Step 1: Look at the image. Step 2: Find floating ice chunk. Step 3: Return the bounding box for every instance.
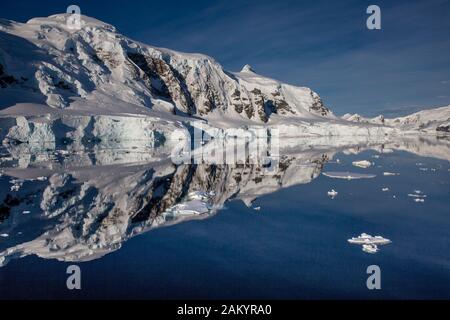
[327,189,338,199]
[408,194,426,198]
[352,160,372,168]
[382,187,389,192]
[362,244,379,254]
[414,198,425,203]
[348,233,391,245]
[383,172,399,176]
[336,158,341,164]
[323,172,376,180]
[348,233,390,254]
[253,206,261,211]
[408,190,427,200]
[36,176,47,181]
[0,233,9,238]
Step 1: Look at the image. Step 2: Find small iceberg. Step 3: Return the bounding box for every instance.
[327,189,338,199]
[348,233,391,254]
[323,171,376,180]
[382,187,389,192]
[362,244,379,254]
[408,190,426,201]
[253,206,261,211]
[383,172,399,176]
[348,233,391,245]
[352,160,372,168]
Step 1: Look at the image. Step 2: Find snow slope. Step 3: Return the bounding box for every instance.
[0,13,448,155]
[0,14,330,123]
[342,105,450,133]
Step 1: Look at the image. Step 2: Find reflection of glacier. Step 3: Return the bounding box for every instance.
[0,134,449,266]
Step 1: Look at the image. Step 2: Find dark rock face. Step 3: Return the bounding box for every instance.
[308,91,329,116]
[231,89,243,114]
[0,64,18,88]
[127,52,195,114]
[0,195,21,223]
[436,125,450,132]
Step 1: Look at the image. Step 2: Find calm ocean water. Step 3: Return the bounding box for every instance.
[0,148,449,299]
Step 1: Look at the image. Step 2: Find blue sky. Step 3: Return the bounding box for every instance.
[2,0,450,116]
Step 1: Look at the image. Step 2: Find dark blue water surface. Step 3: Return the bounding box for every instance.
[0,149,449,299]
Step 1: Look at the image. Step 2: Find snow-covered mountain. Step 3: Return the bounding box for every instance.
[0,14,330,123]
[342,105,450,133]
[1,13,449,150]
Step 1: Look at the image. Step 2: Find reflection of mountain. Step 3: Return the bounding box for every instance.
[1,135,449,266]
[1,13,450,267]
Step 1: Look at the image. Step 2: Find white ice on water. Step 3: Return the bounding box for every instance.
[352,160,372,168]
[362,244,379,254]
[323,171,376,180]
[348,233,391,254]
[327,189,338,199]
[383,172,400,176]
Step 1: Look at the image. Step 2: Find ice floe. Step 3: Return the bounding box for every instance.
[348,233,391,254]
[408,190,427,201]
[323,171,376,180]
[383,172,400,176]
[362,244,379,254]
[327,189,338,199]
[352,160,372,168]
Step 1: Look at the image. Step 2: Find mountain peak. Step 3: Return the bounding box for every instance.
[241,64,255,73]
[26,13,117,32]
